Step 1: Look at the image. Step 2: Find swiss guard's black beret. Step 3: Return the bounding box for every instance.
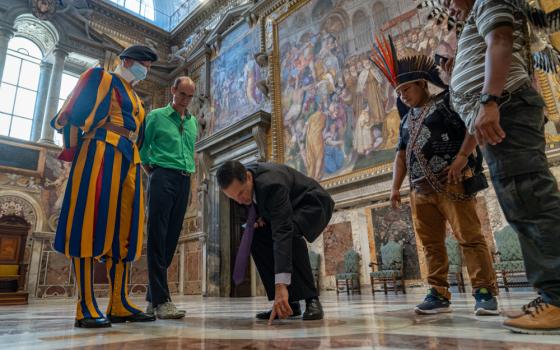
[119,45,158,62]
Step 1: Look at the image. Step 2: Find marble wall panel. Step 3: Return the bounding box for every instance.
[185,240,202,295]
[370,203,421,281]
[322,221,353,275]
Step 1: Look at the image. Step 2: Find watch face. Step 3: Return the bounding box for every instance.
[481,95,489,103]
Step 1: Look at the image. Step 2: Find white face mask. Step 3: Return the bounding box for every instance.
[129,62,148,81]
[114,64,135,83]
[114,62,148,83]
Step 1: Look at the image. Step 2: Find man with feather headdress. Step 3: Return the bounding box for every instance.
[370,36,500,317]
[428,0,560,334]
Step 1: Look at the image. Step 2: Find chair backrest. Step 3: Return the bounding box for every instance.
[494,225,523,261]
[445,236,462,266]
[309,251,320,272]
[380,240,403,270]
[344,249,360,273]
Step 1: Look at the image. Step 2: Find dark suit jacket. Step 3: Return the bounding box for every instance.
[247,162,334,275]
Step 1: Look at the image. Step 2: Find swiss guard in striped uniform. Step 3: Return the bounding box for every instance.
[51,45,158,328]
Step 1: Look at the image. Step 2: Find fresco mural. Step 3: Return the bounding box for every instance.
[274,0,459,181]
[370,203,421,280]
[208,22,265,134]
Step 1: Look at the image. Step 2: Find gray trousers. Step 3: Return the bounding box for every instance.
[482,87,560,307]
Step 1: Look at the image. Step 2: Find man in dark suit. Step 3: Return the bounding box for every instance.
[217,161,334,323]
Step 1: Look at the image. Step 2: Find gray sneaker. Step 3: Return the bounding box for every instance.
[474,288,500,316]
[155,302,186,319]
[146,302,154,315]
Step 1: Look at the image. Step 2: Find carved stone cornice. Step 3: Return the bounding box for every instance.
[170,0,227,40]
[251,0,287,17]
[195,110,271,169]
[205,3,252,47]
[171,0,253,46]
[89,0,168,39]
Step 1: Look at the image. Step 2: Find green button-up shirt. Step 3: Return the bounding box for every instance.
[140,104,198,173]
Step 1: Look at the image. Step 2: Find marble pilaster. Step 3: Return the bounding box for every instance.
[39,48,68,144]
[31,62,52,142]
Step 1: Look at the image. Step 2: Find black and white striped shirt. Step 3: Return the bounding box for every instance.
[450,0,531,133]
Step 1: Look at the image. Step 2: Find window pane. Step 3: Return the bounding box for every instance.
[9,116,32,140]
[144,0,155,20]
[8,37,43,59]
[54,130,63,146]
[13,88,37,119]
[126,0,140,12]
[19,61,40,90]
[0,113,10,136]
[59,73,79,100]
[0,83,16,113]
[2,55,21,85]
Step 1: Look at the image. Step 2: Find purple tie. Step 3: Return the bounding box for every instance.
[233,204,257,286]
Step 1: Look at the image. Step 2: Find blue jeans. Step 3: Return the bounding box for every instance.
[482,87,560,307]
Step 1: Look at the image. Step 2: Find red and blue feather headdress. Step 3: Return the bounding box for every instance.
[369,35,447,90]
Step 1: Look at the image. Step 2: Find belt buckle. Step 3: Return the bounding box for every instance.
[129,131,138,143]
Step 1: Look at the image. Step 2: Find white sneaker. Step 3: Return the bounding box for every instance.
[146,302,154,315]
[155,302,186,319]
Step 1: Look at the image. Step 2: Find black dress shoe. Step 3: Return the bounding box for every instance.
[256,302,302,320]
[303,298,324,320]
[109,312,156,323]
[74,317,112,328]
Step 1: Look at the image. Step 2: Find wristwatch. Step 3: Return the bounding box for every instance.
[480,93,501,105]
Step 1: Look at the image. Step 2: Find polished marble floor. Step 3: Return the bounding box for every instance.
[1,291,560,349]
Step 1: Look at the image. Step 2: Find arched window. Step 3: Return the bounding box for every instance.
[352,10,371,52]
[0,37,43,140]
[53,72,80,146]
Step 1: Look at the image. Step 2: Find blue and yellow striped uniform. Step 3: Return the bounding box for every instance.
[51,67,145,319]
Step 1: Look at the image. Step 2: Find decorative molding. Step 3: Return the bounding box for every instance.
[196,110,271,157]
[0,194,39,231]
[89,0,168,39]
[13,14,57,54]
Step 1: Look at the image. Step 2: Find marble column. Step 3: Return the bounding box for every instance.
[31,62,52,142]
[39,48,68,144]
[0,27,15,85]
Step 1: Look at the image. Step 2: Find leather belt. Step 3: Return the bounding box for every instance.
[103,123,138,143]
[151,166,190,177]
[83,122,138,143]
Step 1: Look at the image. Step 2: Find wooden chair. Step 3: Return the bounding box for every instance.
[335,249,361,295]
[493,225,527,291]
[446,236,466,293]
[369,240,406,295]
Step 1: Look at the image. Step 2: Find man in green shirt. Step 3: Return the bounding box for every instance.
[140,76,200,319]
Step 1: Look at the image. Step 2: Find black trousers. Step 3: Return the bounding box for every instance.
[146,167,191,307]
[250,225,318,302]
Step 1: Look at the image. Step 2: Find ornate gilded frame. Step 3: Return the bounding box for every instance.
[270,0,394,189]
[537,0,560,141]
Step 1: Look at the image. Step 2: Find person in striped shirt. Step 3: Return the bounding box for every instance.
[447,0,560,335]
[51,45,158,328]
